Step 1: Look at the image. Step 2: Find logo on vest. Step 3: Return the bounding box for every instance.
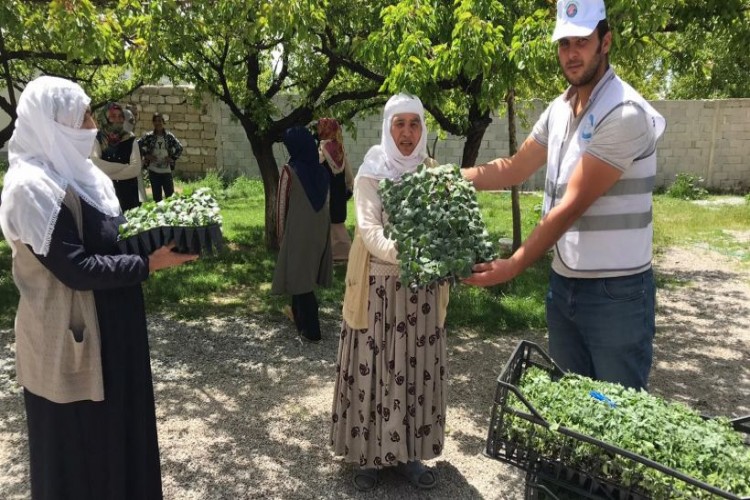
[565,1,579,18]
[581,113,595,141]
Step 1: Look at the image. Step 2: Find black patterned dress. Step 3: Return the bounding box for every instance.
[330,264,448,468]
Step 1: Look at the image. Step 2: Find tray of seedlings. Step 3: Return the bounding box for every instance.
[380,162,497,290]
[117,187,224,256]
[486,340,750,500]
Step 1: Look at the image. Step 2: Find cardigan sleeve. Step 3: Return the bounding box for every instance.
[354,176,398,264]
[32,204,149,291]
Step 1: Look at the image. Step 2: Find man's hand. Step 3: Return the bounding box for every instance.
[462,258,519,287]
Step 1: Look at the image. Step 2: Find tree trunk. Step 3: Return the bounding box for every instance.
[0,28,18,150]
[507,88,522,252]
[0,30,17,111]
[0,125,13,150]
[460,108,492,168]
[247,133,281,250]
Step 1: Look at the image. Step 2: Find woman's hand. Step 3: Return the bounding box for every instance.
[148,243,199,273]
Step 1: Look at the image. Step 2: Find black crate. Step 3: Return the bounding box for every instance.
[116,223,224,257]
[486,340,750,500]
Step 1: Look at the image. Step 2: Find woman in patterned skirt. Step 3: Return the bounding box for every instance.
[330,94,450,492]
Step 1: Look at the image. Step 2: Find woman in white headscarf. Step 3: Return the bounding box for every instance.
[0,76,196,500]
[330,94,449,492]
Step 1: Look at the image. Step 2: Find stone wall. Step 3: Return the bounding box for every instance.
[3,84,749,192]
[121,86,218,177]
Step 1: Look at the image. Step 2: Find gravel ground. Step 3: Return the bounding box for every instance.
[1,245,748,499]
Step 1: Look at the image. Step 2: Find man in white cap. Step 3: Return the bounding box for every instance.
[462,0,666,391]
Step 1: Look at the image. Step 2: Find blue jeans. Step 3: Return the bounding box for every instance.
[545,268,655,390]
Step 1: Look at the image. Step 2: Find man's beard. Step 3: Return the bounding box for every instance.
[561,41,605,87]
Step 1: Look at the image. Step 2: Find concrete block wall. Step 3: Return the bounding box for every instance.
[6,84,745,192]
[652,100,750,192]
[214,95,750,192]
[121,86,218,178]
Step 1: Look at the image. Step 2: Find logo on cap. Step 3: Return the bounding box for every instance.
[565,1,579,18]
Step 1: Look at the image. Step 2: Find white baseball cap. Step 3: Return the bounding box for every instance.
[551,0,607,42]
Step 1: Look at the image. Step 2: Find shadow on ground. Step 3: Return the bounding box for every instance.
[1,247,747,499]
[650,264,750,418]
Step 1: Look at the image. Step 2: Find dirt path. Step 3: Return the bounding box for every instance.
[0,245,748,499]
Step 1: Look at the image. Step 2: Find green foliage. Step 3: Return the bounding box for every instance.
[358,0,555,143]
[661,4,750,99]
[136,0,385,247]
[605,0,750,99]
[225,176,265,200]
[0,0,146,145]
[665,173,709,201]
[380,163,497,288]
[505,367,750,498]
[119,188,222,238]
[178,172,226,197]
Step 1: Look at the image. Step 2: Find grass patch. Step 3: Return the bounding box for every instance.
[0,179,748,334]
[653,195,750,263]
[447,191,549,333]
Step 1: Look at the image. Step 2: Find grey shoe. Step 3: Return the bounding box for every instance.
[396,461,437,490]
[352,467,378,491]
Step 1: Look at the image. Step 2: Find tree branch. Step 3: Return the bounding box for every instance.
[317,33,386,85]
[322,88,381,109]
[1,50,118,66]
[0,30,18,109]
[423,104,464,136]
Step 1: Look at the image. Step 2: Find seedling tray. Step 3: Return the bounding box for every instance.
[486,340,750,500]
[117,223,223,256]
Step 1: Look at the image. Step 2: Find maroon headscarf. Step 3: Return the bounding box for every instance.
[317,118,346,174]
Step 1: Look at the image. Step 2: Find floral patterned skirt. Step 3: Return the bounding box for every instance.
[329,275,448,468]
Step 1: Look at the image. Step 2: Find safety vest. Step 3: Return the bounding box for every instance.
[543,73,666,272]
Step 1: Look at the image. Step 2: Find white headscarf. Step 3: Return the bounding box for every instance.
[0,76,121,256]
[123,108,135,134]
[357,93,428,181]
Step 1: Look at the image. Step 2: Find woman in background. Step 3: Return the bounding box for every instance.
[91,102,146,211]
[272,126,332,343]
[317,118,354,262]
